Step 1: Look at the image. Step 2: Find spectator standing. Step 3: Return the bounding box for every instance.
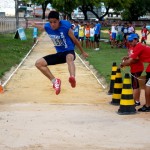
[122,22,128,48]
[128,21,135,35]
[94,19,101,50]
[85,21,90,48]
[78,21,85,47]
[110,21,117,48]
[74,20,79,40]
[108,28,112,45]
[90,23,95,49]
[141,23,150,44]
[115,21,123,48]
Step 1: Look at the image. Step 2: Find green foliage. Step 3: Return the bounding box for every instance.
[121,0,150,20]
[51,0,77,14]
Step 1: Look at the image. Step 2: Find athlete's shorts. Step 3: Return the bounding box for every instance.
[90,36,94,42]
[94,34,100,42]
[141,36,147,41]
[111,32,116,40]
[146,72,150,87]
[116,34,123,41]
[131,72,142,89]
[123,34,128,40]
[75,35,79,39]
[79,37,84,41]
[85,37,90,40]
[43,50,76,65]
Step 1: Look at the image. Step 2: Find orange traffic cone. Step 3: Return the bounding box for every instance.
[0,82,4,93]
[118,73,136,115]
[111,68,123,105]
[107,62,117,95]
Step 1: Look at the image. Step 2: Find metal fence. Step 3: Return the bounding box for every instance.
[0,17,27,33]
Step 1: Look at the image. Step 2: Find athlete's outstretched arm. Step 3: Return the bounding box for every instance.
[31,22,45,32]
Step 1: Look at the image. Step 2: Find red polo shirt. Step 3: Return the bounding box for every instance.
[128,46,144,73]
[130,43,150,63]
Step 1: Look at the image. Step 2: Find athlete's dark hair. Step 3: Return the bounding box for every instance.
[48,11,59,19]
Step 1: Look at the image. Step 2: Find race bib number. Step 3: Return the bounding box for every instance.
[142,32,145,37]
[85,30,90,34]
[50,35,64,46]
[51,38,64,46]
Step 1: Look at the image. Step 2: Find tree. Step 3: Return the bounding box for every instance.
[121,0,150,20]
[72,0,132,20]
[25,0,52,19]
[24,0,150,21]
[51,0,78,19]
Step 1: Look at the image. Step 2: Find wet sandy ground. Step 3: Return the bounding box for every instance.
[0,33,150,150]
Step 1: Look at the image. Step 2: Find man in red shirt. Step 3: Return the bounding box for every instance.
[127,45,144,106]
[120,34,150,112]
[141,23,150,44]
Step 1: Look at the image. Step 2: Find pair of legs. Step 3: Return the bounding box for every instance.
[90,40,95,49]
[35,50,76,94]
[85,38,90,48]
[94,34,100,50]
[79,37,84,47]
[141,39,147,44]
[131,72,142,106]
[138,72,150,111]
[116,34,123,48]
[141,37,147,45]
[110,33,116,48]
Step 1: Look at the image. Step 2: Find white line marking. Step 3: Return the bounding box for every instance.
[76,52,106,89]
[2,41,39,87]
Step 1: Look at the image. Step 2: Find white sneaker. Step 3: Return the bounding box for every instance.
[94,48,100,51]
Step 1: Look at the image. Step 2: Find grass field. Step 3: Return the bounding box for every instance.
[0,29,40,78]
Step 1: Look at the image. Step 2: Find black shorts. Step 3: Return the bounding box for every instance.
[43,50,76,65]
[131,72,142,89]
[94,34,100,42]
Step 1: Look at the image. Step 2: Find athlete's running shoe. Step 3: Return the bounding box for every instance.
[69,76,76,88]
[138,105,150,112]
[53,78,61,95]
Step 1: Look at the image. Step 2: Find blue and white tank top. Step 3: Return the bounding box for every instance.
[44,20,75,53]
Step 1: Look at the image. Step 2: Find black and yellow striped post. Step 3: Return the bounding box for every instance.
[107,62,117,95]
[118,73,136,115]
[111,68,123,105]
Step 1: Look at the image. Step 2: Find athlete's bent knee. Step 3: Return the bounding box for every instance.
[35,58,46,69]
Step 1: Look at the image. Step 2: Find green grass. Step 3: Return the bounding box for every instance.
[77,42,129,83]
[0,28,41,78]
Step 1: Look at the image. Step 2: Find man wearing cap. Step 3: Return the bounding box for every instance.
[120,33,150,112]
[126,34,144,106]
